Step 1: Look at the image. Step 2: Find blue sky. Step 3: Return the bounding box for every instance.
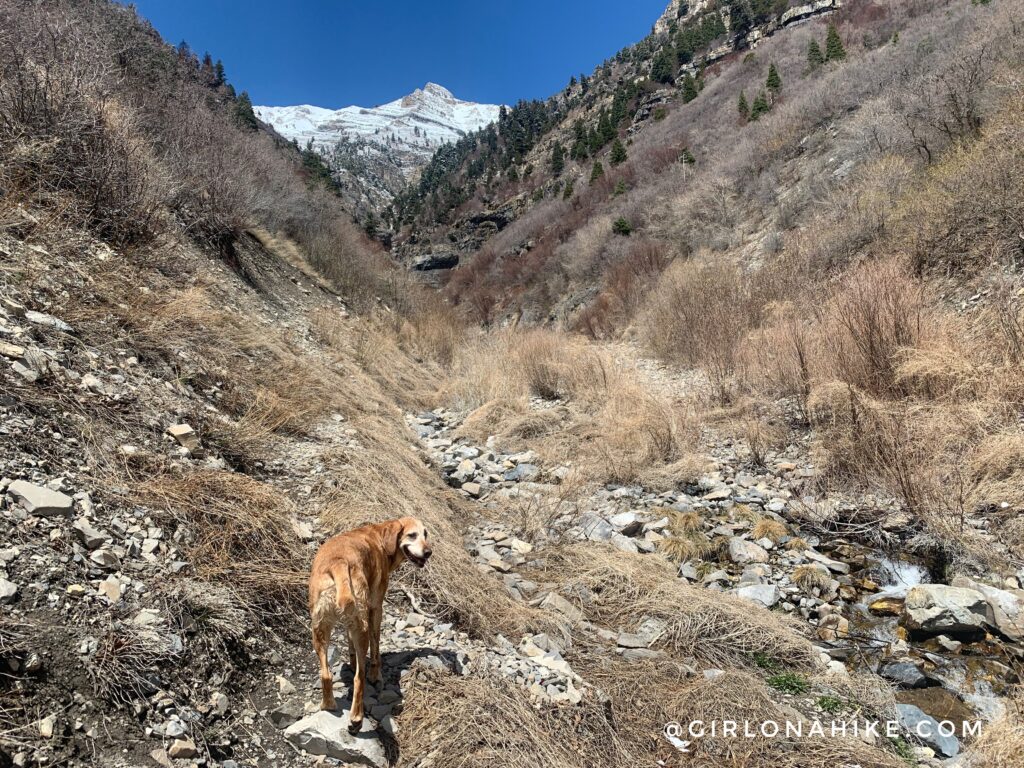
[126,0,668,108]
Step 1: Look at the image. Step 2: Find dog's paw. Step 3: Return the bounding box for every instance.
[347,717,363,735]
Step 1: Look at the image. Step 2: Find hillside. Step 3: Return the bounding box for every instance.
[256,85,501,230]
[2,1,1024,768]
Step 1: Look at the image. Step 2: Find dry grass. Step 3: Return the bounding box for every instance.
[792,564,833,594]
[87,626,180,707]
[536,545,818,670]
[400,671,634,768]
[786,537,809,551]
[139,469,307,612]
[966,690,1024,768]
[753,518,788,544]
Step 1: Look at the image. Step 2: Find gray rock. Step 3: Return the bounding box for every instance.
[284,711,387,767]
[539,592,582,622]
[72,518,108,550]
[610,533,639,553]
[608,511,642,536]
[504,463,539,482]
[730,584,780,608]
[7,481,73,516]
[804,549,851,575]
[728,538,769,565]
[880,661,929,689]
[270,703,302,729]
[901,585,992,637]
[578,513,614,542]
[0,578,18,604]
[896,704,959,758]
[167,738,199,760]
[951,576,1024,641]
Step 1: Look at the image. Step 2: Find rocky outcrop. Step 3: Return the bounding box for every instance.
[284,711,387,767]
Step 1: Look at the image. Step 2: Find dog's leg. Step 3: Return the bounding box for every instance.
[312,621,336,711]
[368,605,383,685]
[347,625,369,734]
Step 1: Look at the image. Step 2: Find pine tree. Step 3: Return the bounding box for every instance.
[728,1,753,39]
[563,179,575,200]
[609,138,627,166]
[807,39,824,69]
[681,72,699,103]
[598,109,616,145]
[234,91,259,131]
[550,141,565,177]
[825,23,846,62]
[766,63,782,94]
[651,46,676,84]
[214,60,226,86]
[749,90,770,121]
[737,91,750,122]
[590,161,605,184]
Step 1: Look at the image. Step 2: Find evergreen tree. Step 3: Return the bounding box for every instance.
[590,161,605,184]
[609,138,627,166]
[651,46,676,84]
[234,91,259,131]
[598,109,616,144]
[749,90,770,120]
[737,91,750,122]
[766,63,782,94]
[825,23,846,61]
[681,72,699,103]
[201,52,214,75]
[508,165,519,182]
[807,39,824,69]
[550,141,565,177]
[728,1,753,39]
[569,75,577,88]
[563,179,575,200]
[214,60,226,86]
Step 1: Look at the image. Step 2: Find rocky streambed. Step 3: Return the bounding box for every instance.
[408,405,1024,763]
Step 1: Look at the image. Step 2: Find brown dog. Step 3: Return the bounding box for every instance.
[308,517,432,733]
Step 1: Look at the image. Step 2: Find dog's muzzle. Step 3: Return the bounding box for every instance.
[402,545,431,568]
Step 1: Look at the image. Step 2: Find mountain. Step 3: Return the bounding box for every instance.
[256,84,501,224]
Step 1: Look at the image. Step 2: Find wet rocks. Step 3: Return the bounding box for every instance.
[895,703,960,758]
[880,661,930,689]
[901,585,992,637]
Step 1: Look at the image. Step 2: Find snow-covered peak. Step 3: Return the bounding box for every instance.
[255,83,502,180]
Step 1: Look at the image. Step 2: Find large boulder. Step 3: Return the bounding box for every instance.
[896,703,960,758]
[951,576,1024,642]
[7,481,73,517]
[283,711,386,767]
[900,585,992,637]
[730,584,781,608]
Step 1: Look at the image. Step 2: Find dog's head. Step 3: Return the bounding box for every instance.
[396,517,432,569]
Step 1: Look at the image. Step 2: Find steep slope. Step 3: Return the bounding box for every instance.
[391,0,842,273]
[256,84,501,224]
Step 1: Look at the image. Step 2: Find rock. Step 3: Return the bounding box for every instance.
[149,749,173,768]
[816,614,850,641]
[0,578,18,604]
[12,361,38,383]
[210,692,229,716]
[37,715,57,738]
[610,533,639,553]
[702,487,732,501]
[868,595,904,616]
[270,702,302,729]
[608,511,642,536]
[167,738,198,759]
[730,584,780,608]
[539,592,582,622]
[284,711,387,767]
[0,341,25,359]
[166,424,203,457]
[804,549,851,575]
[901,585,992,637]
[951,576,1024,641]
[24,310,73,333]
[72,518,108,550]
[896,704,959,758]
[728,538,769,565]
[462,481,482,498]
[7,481,73,516]
[98,581,123,606]
[936,635,962,653]
[504,463,539,482]
[880,661,929,689]
[132,609,161,627]
[276,675,296,695]
[578,513,614,542]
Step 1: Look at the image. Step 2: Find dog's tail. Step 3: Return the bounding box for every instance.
[324,561,355,609]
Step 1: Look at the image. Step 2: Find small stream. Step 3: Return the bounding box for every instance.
[843,551,1014,731]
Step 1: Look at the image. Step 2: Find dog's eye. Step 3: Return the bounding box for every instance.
[407,532,418,540]
[423,528,428,538]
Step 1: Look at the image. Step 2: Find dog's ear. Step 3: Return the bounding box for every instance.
[393,518,405,555]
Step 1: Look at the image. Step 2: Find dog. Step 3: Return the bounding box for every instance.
[308,516,432,733]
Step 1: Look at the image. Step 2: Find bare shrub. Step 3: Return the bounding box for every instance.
[87,626,180,707]
[639,257,761,402]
